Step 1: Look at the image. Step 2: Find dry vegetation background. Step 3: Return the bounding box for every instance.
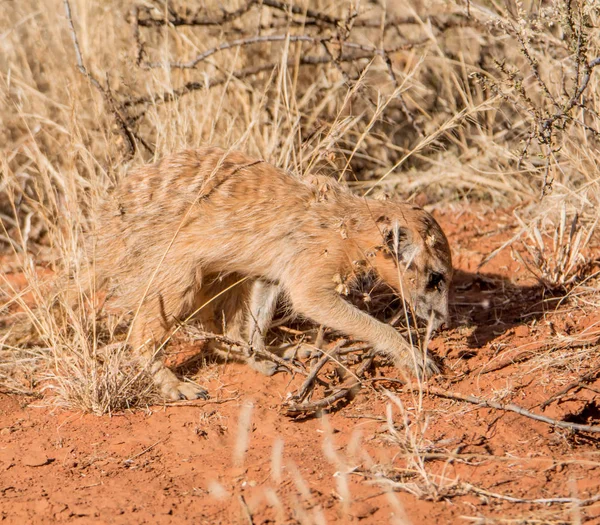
[1,0,600,523]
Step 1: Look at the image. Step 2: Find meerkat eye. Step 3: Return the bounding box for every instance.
[427,272,444,291]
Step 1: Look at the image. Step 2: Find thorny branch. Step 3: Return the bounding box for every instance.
[490,8,600,152]
[141,35,428,70]
[536,56,600,145]
[126,1,477,127]
[137,0,342,28]
[63,0,151,156]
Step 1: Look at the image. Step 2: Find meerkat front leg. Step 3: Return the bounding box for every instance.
[288,286,439,378]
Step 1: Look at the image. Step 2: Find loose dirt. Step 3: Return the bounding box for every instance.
[2,208,599,524]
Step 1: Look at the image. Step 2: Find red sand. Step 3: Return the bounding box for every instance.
[2,207,599,524]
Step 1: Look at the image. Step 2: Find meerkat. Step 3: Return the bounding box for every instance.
[90,147,453,401]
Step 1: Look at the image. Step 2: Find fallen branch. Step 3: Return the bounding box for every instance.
[283,353,375,417]
[123,438,167,464]
[283,381,360,417]
[463,482,600,506]
[164,395,240,407]
[479,349,536,374]
[408,386,600,434]
[294,339,346,402]
[184,327,307,377]
[370,472,600,506]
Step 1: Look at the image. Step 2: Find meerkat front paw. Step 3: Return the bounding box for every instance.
[392,350,441,380]
[418,354,441,378]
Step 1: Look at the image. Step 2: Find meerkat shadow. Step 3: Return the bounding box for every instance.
[450,269,562,350]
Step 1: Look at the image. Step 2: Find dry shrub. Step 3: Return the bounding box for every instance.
[513,204,598,292]
[0,0,599,411]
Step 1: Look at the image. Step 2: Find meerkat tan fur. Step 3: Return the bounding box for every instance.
[90,147,453,401]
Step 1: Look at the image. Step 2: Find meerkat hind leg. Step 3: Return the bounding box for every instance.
[130,315,209,401]
[129,265,211,402]
[245,280,298,376]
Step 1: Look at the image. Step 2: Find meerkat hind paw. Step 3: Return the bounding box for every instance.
[395,353,441,380]
[161,381,209,401]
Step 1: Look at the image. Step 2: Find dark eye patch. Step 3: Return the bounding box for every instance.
[427,271,445,291]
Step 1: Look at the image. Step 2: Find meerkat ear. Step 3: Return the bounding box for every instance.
[380,221,420,265]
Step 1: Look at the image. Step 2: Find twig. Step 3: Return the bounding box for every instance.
[63,0,141,157]
[479,349,536,374]
[141,35,426,70]
[540,365,600,409]
[366,376,405,386]
[123,438,167,464]
[295,339,346,402]
[164,395,240,407]
[184,327,307,377]
[462,482,600,506]
[338,343,371,355]
[356,354,375,377]
[283,382,360,417]
[136,0,341,28]
[540,56,600,141]
[371,474,600,506]
[283,352,374,417]
[406,386,600,434]
[239,494,255,525]
[382,52,423,136]
[63,0,102,91]
[144,34,325,69]
[125,56,333,108]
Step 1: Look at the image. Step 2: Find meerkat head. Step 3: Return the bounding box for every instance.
[366,205,453,331]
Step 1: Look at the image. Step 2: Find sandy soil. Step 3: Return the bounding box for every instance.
[1,207,600,524]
